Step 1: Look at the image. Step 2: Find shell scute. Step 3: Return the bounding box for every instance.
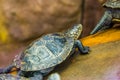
[37,46,51,59]
[46,42,62,55]
[54,37,66,47]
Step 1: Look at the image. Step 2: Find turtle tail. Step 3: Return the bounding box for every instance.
[90,11,112,34]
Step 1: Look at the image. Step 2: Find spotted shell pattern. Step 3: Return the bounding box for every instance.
[103,0,120,8]
[21,33,74,71]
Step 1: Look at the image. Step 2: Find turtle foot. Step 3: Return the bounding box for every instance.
[81,46,90,54]
[47,73,61,80]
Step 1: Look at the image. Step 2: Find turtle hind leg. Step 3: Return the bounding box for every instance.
[0,64,15,74]
[47,73,61,80]
[75,40,89,54]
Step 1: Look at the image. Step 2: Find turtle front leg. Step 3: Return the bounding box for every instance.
[90,10,113,34]
[75,40,89,54]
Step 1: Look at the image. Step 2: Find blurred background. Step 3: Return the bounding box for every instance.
[0,0,106,67]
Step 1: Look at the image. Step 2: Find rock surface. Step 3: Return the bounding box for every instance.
[0,0,82,41]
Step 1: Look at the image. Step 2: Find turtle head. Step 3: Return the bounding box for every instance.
[65,24,83,40]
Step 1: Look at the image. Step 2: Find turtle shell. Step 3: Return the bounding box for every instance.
[103,0,120,8]
[21,33,74,71]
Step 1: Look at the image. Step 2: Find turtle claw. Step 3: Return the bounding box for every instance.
[90,25,104,35]
[82,46,90,54]
[90,25,112,35]
[90,28,99,35]
[90,30,98,35]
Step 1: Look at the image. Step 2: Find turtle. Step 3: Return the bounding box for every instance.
[90,0,120,34]
[0,24,89,80]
